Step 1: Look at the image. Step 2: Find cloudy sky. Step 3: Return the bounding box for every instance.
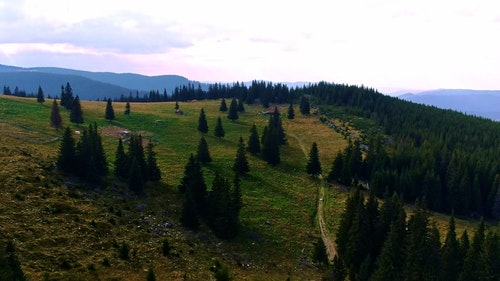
[1,0,500,92]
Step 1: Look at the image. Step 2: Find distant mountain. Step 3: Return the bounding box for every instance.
[0,64,205,100]
[399,89,500,121]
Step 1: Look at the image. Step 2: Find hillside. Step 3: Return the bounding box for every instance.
[0,95,346,280]
[1,82,498,280]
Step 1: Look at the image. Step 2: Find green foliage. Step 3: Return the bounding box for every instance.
[145,140,161,181]
[114,138,128,178]
[57,127,77,174]
[69,95,84,124]
[261,107,285,165]
[196,136,212,164]
[124,101,131,115]
[50,98,63,129]
[197,108,209,133]
[306,142,322,176]
[36,85,45,103]
[227,98,239,121]
[214,116,225,138]
[237,98,245,112]
[219,98,227,112]
[60,82,74,110]
[287,103,294,119]
[247,124,261,154]
[75,123,108,182]
[299,95,310,115]
[105,98,115,121]
[233,137,249,174]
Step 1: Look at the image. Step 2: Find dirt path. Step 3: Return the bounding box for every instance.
[288,133,337,262]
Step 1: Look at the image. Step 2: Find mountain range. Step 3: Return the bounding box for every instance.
[398,89,500,121]
[0,64,203,100]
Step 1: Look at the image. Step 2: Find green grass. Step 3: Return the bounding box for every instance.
[0,96,348,280]
[0,95,494,280]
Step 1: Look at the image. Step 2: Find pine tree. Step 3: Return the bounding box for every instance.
[233,136,249,174]
[179,154,197,193]
[247,124,261,154]
[36,85,45,103]
[145,140,161,181]
[441,214,461,281]
[261,124,280,165]
[105,98,115,121]
[128,156,145,194]
[459,219,486,281]
[197,108,209,133]
[237,98,245,112]
[214,116,225,138]
[299,95,310,115]
[124,101,130,116]
[179,154,208,215]
[287,103,295,119]
[57,127,77,174]
[114,138,128,178]
[69,95,84,124]
[60,82,74,110]
[50,98,63,130]
[306,142,322,176]
[219,98,228,112]
[75,123,108,182]
[227,98,239,121]
[327,151,344,183]
[196,136,212,164]
[174,100,179,110]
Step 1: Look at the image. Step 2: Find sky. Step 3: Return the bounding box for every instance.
[1,0,500,93]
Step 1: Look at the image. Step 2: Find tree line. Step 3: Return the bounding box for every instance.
[326,189,499,281]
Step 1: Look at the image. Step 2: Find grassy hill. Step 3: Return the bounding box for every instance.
[0,95,488,280]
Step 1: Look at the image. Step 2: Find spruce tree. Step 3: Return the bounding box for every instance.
[57,127,77,174]
[145,140,161,181]
[214,116,225,138]
[237,98,245,112]
[197,108,209,133]
[179,154,197,193]
[227,98,239,121]
[306,142,322,176]
[75,123,108,182]
[219,98,228,112]
[37,85,45,103]
[247,124,261,154]
[174,100,179,110]
[128,156,145,194]
[50,98,63,130]
[287,102,295,119]
[233,136,249,174]
[441,214,461,281]
[61,82,74,110]
[105,98,115,121]
[69,95,84,124]
[196,136,212,164]
[179,154,207,215]
[124,101,130,116]
[261,125,280,165]
[327,151,344,183]
[114,138,128,178]
[299,95,310,115]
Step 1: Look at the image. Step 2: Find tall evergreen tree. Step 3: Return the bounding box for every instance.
[459,219,486,281]
[441,214,461,281]
[261,124,280,165]
[124,101,131,116]
[179,154,208,215]
[36,85,45,103]
[196,136,212,164]
[60,82,74,110]
[57,127,77,174]
[237,98,245,112]
[180,187,200,229]
[105,98,115,121]
[327,151,344,183]
[50,98,63,130]
[69,95,84,124]
[287,103,295,119]
[227,98,239,121]
[219,98,228,112]
[197,108,209,133]
[306,142,322,176]
[207,172,241,239]
[114,138,128,178]
[75,123,108,182]
[214,116,225,138]
[233,136,250,174]
[145,140,161,181]
[128,156,145,194]
[247,124,261,154]
[299,95,310,115]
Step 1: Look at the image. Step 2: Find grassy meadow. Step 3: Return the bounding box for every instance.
[0,95,491,280]
[0,95,347,280]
